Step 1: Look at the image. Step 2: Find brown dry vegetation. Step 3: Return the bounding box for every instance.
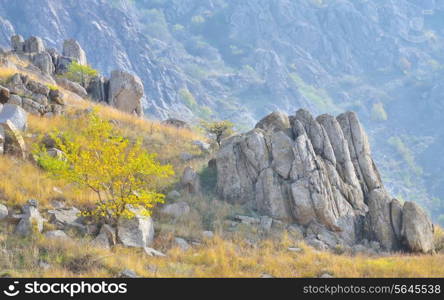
[0,226,443,278]
[0,59,443,278]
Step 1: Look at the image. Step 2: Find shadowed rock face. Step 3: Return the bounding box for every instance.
[216,109,435,253]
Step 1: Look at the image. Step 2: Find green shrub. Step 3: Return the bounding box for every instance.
[63,61,98,86]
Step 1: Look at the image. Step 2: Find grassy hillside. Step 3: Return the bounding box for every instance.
[0,60,443,278]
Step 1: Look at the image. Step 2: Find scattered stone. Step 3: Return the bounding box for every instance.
[28,199,39,207]
[52,187,63,195]
[259,216,273,231]
[0,104,27,131]
[193,140,211,152]
[47,207,83,230]
[235,215,260,225]
[15,200,44,236]
[174,237,190,251]
[38,260,51,270]
[44,230,69,240]
[47,148,65,159]
[0,204,8,220]
[117,206,154,248]
[144,247,166,257]
[288,247,303,253]
[306,238,329,251]
[202,231,214,239]
[181,166,200,194]
[319,273,334,278]
[261,273,274,278]
[160,201,190,218]
[119,269,139,278]
[180,152,194,161]
[162,118,190,129]
[92,224,116,249]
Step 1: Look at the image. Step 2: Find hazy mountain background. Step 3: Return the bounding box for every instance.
[0,0,443,225]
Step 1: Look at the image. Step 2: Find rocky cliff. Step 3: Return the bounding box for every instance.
[215,109,435,253]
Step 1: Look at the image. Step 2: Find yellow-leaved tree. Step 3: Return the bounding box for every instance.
[34,111,174,224]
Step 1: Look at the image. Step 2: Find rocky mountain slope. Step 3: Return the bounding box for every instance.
[2,31,434,255]
[0,0,442,226]
[0,35,443,278]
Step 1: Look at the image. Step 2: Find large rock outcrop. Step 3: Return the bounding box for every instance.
[0,73,64,117]
[108,70,144,117]
[215,109,435,253]
[63,39,87,66]
[6,35,145,117]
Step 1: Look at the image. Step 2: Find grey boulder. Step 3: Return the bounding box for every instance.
[108,70,144,116]
[15,201,44,236]
[161,201,190,218]
[401,202,435,253]
[0,104,27,131]
[117,206,154,248]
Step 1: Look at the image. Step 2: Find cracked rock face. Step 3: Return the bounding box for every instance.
[216,109,435,253]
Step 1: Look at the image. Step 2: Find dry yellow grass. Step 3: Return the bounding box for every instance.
[28,99,207,181]
[0,156,98,208]
[0,66,17,82]
[0,230,443,278]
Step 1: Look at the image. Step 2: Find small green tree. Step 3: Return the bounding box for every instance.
[64,61,98,87]
[34,111,174,224]
[201,120,234,147]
